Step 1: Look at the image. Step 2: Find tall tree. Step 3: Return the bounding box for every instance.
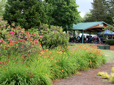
[82,12,92,22]
[3,0,47,29]
[103,0,114,25]
[84,0,114,25]
[45,0,80,32]
[90,0,107,21]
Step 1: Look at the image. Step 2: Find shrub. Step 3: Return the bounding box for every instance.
[97,72,109,79]
[110,73,114,83]
[0,24,42,59]
[106,39,114,45]
[28,24,69,50]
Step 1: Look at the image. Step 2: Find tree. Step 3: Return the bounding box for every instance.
[45,0,80,32]
[103,0,114,25]
[83,0,108,22]
[3,0,47,29]
[84,0,114,25]
[82,12,92,22]
[104,17,114,31]
[90,0,107,21]
[0,0,7,16]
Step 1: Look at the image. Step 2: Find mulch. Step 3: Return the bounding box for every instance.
[53,62,114,85]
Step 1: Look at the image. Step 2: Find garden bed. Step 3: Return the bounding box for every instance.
[89,44,114,50]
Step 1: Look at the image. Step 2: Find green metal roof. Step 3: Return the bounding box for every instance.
[73,21,109,30]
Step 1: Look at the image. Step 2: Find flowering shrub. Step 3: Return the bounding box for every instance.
[0,24,42,58]
[28,24,69,50]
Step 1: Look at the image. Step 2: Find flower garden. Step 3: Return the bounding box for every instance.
[0,20,107,85]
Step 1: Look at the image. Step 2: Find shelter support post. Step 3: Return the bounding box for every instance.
[82,30,84,43]
[73,30,75,42]
[89,32,91,36]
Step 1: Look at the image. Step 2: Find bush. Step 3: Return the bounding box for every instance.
[106,39,114,45]
[0,23,42,59]
[28,24,69,50]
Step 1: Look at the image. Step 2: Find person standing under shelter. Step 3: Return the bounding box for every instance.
[98,37,101,44]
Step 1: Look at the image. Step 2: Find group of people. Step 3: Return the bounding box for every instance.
[76,36,104,44]
[69,35,114,44]
[69,36,105,44]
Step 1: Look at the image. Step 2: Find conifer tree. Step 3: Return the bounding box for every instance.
[90,0,107,21]
[3,0,47,29]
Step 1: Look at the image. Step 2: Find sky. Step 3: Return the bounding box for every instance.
[76,0,93,18]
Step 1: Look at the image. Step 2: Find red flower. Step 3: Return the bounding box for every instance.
[39,36,43,39]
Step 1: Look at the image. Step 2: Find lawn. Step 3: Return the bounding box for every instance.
[102,50,114,61]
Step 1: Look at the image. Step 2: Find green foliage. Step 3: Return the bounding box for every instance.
[0,57,52,85]
[86,0,107,22]
[84,0,114,25]
[3,0,47,29]
[0,23,42,58]
[28,24,69,50]
[106,39,114,45]
[44,0,80,32]
[0,43,107,85]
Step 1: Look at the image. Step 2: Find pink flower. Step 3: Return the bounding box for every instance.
[22,45,24,48]
[12,41,14,43]
[0,44,2,47]
[20,39,23,42]
[39,36,43,39]
[9,31,14,34]
[18,36,21,38]
[29,34,31,37]
[25,36,28,39]
[0,40,1,43]
[11,34,14,37]
[3,41,6,44]
[33,34,36,36]
[4,24,6,27]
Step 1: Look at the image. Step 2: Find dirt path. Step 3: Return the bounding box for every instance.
[53,62,114,85]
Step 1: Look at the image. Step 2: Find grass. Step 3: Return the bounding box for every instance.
[101,50,114,61]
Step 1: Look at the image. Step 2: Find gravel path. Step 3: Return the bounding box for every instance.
[53,62,114,85]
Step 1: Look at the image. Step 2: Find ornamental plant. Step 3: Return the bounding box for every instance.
[0,43,106,85]
[0,23,42,58]
[31,24,69,50]
[97,72,109,79]
[101,72,110,79]
[110,73,114,83]
[97,72,105,76]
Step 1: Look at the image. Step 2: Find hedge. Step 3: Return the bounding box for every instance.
[106,39,114,45]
